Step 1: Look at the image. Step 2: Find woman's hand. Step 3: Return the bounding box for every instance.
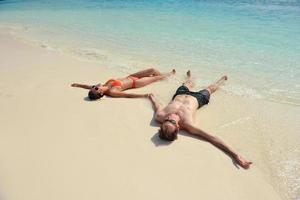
[71,83,79,87]
[70,83,92,89]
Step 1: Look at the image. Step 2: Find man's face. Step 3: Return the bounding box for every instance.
[160,118,179,141]
[162,122,177,134]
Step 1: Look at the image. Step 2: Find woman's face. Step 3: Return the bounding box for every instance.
[91,84,104,96]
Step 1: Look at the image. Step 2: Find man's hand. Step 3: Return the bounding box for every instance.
[143,93,151,98]
[71,83,78,87]
[148,93,154,99]
[185,124,253,169]
[235,154,253,169]
[147,93,163,112]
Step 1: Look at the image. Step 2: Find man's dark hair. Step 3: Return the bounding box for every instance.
[88,91,104,100]
[158,126,178,141]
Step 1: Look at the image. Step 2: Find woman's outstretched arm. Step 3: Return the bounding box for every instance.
[109,91,149,98]
[71,83,92,90]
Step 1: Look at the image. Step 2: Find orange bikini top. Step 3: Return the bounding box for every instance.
[105,79,122,87]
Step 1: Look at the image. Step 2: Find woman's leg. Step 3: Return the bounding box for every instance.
[134,76,164,88]
[129,68,176,78]
[131,69,175,88]
[129,68,162,78]
[206,75,228,94]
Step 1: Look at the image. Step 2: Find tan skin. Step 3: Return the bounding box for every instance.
[149,71,253,169]
[71,68,176,98]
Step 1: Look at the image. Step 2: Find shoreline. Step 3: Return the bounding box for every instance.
[1,23,299,107]
[0,30,299,200]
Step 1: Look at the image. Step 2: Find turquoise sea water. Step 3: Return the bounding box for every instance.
[1,0,300,105]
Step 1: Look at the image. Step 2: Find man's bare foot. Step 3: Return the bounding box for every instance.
[163,69,176,78]
[235,154,253,169]
[187,70,191,78]
[183,70,194,88]
[215,75,228,86]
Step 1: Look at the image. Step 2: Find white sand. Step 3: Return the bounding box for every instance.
[0,32,286,200]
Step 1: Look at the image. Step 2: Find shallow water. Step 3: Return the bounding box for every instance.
[0,1,300,199]
[1,0,300,105]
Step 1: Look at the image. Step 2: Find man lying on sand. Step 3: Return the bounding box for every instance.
[148,71,252,169]
[71,68,175,100]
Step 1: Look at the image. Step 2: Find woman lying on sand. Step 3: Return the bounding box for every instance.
[71,68,175,100]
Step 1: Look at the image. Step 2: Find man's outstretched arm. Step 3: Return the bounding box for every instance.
[148,94,163,112]
[184,123,252,169]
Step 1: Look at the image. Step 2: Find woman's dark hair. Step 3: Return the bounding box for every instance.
[88,91,104,100]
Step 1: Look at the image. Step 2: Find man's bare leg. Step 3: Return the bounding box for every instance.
[206,75,228,94]
[182,70,194,89]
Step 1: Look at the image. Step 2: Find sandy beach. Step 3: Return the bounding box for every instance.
[1,28,296,200]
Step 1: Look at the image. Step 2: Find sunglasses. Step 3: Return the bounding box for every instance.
[92,85,99,90]
[164,119,177,125]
